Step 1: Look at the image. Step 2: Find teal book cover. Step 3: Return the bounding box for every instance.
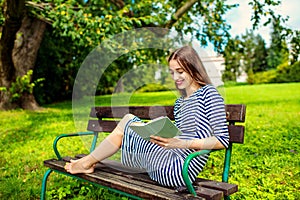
[129,117,182,141]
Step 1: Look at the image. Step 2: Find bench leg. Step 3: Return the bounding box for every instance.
[41,169,53,200]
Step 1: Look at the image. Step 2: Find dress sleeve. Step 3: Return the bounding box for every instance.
[203,86,229,148]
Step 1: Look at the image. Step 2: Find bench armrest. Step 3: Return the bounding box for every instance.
[53,131,98,160]
[182,149,211,196]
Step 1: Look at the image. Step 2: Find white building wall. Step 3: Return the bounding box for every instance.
[201,55,225,87]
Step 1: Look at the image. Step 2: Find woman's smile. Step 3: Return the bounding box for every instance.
[176,79,184,86]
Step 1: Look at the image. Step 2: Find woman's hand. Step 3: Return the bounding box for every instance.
[150,136,193,149]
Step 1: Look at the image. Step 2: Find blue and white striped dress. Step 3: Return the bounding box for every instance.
[121,85,229,187]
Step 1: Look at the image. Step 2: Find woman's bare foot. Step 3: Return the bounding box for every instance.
[64,156,96,174]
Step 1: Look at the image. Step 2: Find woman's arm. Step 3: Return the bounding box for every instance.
[203,86,229,148]
[150,135,226,150]
[188,136,226,149]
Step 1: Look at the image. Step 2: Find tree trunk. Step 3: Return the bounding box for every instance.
[12,15,46,110]
[0,0,25,110]
[0,0,46,110]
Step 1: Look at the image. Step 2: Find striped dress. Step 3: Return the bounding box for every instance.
[121,84,229,187]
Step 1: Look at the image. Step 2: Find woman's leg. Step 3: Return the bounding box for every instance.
[65,114,137,174]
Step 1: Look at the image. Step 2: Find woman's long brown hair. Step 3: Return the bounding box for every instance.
[168,46,212,97]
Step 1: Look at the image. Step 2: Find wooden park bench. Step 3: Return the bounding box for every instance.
[41,104,246,200]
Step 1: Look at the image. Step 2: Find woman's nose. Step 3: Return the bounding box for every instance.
[173,72,179,80]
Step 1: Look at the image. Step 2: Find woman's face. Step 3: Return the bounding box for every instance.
[169,59,199,92]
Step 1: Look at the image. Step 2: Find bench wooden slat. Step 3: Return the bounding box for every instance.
[91,161,225,200]
[87,120,118,132]
[44,158,207,200]
[87,120,244,144]
[225,104,246,123]
[194,187,223,200]
[73,155,235,199]
[74,154,237,197]
[195,178,238,196]
[91,106,174,119]
[89,104,245,142]
[91,104,246,123]
[228,125,244,144]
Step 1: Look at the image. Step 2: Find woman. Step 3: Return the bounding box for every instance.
[65,46,229,187]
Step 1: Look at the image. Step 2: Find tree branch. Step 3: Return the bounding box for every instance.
[109,0,134,17]
[25,1,53,24]
[109,0,125,9]
[165,0,198,29]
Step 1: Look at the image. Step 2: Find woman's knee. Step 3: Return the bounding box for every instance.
[117,114,135,130]
[123,113,135,121]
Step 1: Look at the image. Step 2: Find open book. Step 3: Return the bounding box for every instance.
[129,116,182,141]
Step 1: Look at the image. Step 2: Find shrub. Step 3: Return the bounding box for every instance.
[273,61,300,83]
[250,70,277,84]
[1,70,44,103]
[136,83,171,93]
[246,61,300,84]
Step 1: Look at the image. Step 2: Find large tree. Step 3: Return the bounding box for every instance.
[222,31,269,82]
[290,30,300,64]
[0,0,293,110]
[222,36,243,82]
[241,30,269,73]
[252,34,268,72]
[267,20,290,69]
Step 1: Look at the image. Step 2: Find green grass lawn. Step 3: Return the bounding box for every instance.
[0,83,299,199]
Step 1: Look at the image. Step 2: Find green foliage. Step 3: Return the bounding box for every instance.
[10,70,33,100]
[251,34,269,72]
[2,70,44,102]
[0,0,4,25]
[273,61,300,83]
[246,61,300,84]
[135,83,170,93]
[30,0,242,103]
[290,30,300,64]
[96,49,171,95]
[241,30,269,73]
[249,0,293,39]
[30,0,162,103]
[246,68,254,84]
[0,86,6,91]
[222,37,243,82]
[1,83,300,199]
[2,0,297,106]
[34,29,82,103]
[222,31,270,82]
[247,69,277,84]
[267,21,290,69]
[222,9,298,82]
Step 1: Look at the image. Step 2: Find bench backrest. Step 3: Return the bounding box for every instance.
[88,104,246,144]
